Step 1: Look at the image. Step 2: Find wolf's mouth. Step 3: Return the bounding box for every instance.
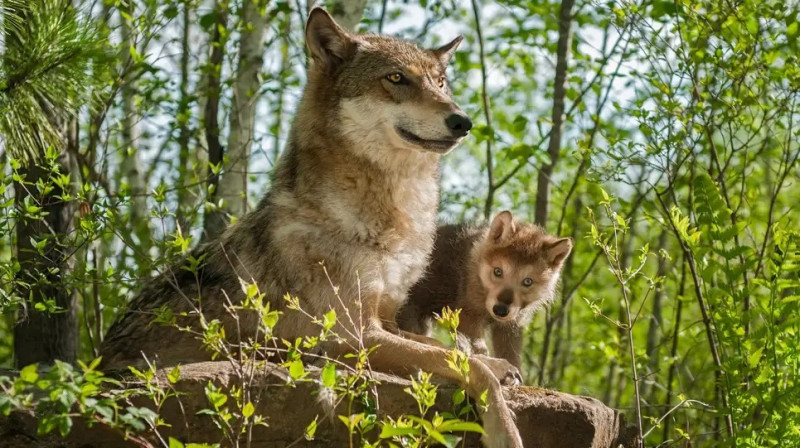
[395,127,460,153]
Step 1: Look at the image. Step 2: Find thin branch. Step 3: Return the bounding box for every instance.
[470,0,495,219]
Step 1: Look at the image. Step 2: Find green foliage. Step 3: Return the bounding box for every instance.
[0,0,799,446]
[0,0,108,162]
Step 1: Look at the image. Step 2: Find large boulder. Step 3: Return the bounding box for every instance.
[0,362,641,448]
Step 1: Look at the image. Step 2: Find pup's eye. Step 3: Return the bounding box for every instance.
[437,76,446,88]
[386,73,405,84]
[493,267,503,278]
[522,278,533,287]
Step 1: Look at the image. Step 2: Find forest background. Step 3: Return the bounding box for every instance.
[0,0,799,446]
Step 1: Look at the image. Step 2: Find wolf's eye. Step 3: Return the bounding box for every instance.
[522,278,533,287]
[493,267,503,278]
[437,76,446,88]
[386,73,405,84]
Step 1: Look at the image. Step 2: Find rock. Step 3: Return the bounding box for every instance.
[0,361,641,448]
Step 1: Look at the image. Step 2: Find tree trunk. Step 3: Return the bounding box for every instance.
[643,230,668,400]
[175,0,193,233]
[118,0,149,248]
[331,0,367,31]
[533,0,575,228]
[13,127,78,367]
[206,0,269,240]
[201,0,230,240]
[271,14,292,164]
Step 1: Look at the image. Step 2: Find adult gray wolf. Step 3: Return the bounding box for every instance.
[100,9,523,447]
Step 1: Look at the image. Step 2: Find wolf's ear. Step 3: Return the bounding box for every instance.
[433,35,463,65]
[546,238,573,268]
[306,8,356,68]
[489,210,516,243]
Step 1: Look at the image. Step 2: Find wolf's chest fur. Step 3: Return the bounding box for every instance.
[269,142,439,302]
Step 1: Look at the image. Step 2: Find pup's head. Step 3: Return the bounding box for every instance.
[476,211,573,323]
[304,8,471,159]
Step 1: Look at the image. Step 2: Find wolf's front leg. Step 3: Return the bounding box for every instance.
[490,322,523,369]
[359,320,524,448]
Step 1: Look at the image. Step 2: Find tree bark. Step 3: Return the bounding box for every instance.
[13,129,78,367]
[206,0,269,240]
[6,0,79,368]
[175,0,193,232]
[534,0,575,228]
[643,230,668,399]
[331,0,368,31]
[118,0,149,247]
[201,0,230,240]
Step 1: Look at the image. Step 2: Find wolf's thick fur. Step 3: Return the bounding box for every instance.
[398,211,572,369]
[100,9,523,448]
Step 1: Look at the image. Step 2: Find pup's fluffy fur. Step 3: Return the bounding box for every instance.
[398,211,573,368]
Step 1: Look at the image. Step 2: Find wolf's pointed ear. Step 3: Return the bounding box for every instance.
[489,210,516,243]
[433,35,463,65]
[306,8,356,68]
[546,238,573,268]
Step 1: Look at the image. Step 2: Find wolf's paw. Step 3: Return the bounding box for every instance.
[475,355,522,386]
[481,406,524,448]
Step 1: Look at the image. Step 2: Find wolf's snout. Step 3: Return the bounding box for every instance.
[445,113,472,138]
[492,304,509,317]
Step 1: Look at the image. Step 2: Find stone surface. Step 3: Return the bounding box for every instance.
[0,361,641,448]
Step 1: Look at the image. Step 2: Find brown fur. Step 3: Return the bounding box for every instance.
[398,211,573,369]
[100,9,522,448]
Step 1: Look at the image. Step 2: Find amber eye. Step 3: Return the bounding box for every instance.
[437,76,446,88]
[522,278,533,287]
[493,267,503,278]
[386,73,404,84]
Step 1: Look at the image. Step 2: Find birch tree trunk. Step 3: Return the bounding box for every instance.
[206,0,269,239]
[533,0,575,227]
[331,0,368,31]
[119,0,149,247]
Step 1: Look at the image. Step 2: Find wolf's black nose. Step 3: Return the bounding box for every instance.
[493,304,509,318]
[445,114,472,138]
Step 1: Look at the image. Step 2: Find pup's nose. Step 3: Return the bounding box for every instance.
[493,304,509,318]
[445,113,472,138]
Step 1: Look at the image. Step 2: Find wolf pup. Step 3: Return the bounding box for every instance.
[100,9,523,448]
[398,211,573,369]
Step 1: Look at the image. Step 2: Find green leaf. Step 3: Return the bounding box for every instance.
[748,346,764,368]
[438,421,485,434]
[379,425,419,438]
[164,5,179,20]
[20,364,38,383]
[242,402,254,418]
[288,359,305,379]
[321,362,336,388]
[168,365,181,384]
[452,389,465,406]
[322,309,336,331]
[169,437,185,448]
[305,417,318,440]
[788,21,799,37]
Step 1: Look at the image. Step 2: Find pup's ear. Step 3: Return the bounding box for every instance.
[489,210,516,243]
[433,35,463,65]
[546,238,573,268]
[306,8,356,68]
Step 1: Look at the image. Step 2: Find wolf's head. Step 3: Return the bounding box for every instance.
[475,211,573,323]
[302,8,471,161]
